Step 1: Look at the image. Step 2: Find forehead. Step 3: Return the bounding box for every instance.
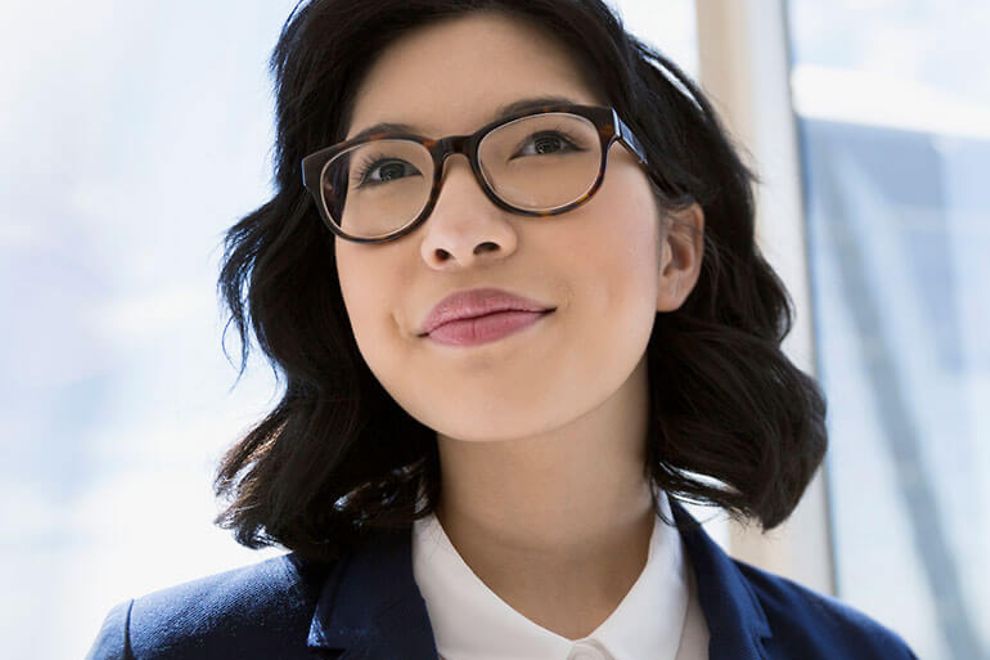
[346,11,603,139]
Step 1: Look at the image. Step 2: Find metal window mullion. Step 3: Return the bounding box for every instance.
[693,0,835,596]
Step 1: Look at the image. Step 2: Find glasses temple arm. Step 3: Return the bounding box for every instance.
[613,111,649,166]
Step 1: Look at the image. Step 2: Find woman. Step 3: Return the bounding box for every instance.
[88,1,917,658]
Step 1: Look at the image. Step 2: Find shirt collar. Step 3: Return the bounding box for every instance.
[307,496,772,660]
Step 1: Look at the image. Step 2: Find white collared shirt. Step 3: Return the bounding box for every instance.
[412,489,710,660]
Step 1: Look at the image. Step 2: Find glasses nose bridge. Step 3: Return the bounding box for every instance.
[434,134,476,170]
[433,133,487,191]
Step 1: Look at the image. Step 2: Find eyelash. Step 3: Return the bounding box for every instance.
[353,151,394,187]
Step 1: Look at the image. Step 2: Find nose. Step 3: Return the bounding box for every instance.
[418,153,518,268]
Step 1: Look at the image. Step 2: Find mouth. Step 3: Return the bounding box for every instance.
[423,308,555,347]
[418,287,556,336]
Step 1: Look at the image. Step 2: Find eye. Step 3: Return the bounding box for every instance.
[513,130,582,158]
[355,157,422,187]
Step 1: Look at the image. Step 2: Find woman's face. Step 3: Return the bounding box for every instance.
[335,11,700,442]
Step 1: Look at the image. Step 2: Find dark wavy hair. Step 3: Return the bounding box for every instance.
[213,0,828,562]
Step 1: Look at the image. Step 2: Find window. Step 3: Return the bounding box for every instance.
[1,3,298,657]
[789,1,990,657]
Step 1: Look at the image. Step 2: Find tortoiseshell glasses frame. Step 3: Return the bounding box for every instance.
[301,103,659,245]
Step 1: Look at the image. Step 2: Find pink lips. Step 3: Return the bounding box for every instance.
[419,287,555,347]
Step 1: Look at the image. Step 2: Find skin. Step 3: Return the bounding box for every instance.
[335,11,705,640]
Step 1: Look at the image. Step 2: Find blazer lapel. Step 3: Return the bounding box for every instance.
[307,528,439,659]
[670,499,773,660]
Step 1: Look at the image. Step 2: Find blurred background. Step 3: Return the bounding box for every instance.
[0,1,986,658]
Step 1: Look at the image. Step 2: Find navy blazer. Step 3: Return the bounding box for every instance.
[87,499,917,659]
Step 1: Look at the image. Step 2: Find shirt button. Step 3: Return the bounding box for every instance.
[567,639,611,660]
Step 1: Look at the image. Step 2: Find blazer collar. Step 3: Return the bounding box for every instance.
[307,499,772,659]
[671,500,772,659]
[306,528,438,658]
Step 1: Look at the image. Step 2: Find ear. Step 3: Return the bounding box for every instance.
[656,202,705,312]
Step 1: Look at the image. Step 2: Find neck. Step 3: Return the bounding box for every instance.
[432,356,658,638]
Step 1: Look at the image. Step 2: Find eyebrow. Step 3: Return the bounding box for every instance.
[345,95,581,143]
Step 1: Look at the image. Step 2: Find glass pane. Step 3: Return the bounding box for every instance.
[788,1,990,658]
[480,113,601,210]
[0,2,299,658]
[328,140,434,238]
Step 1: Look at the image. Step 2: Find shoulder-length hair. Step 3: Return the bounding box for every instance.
[214,0,827,562]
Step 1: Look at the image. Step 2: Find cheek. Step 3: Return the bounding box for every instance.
[553,173,662,395]
[571,172,663,316]
[334,243,402,368]
[335,243,368,327]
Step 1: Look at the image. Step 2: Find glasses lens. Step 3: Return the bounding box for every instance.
[321,139,434,239]
[478,113,602,212]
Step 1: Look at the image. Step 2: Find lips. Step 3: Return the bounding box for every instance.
[426,309,552,346]
[419,287,556,336]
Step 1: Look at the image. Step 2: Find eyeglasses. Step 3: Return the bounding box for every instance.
[301,104,658,244]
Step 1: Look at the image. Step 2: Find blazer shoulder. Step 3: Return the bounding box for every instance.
[87,553,336,660]
[732,559,918,659]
